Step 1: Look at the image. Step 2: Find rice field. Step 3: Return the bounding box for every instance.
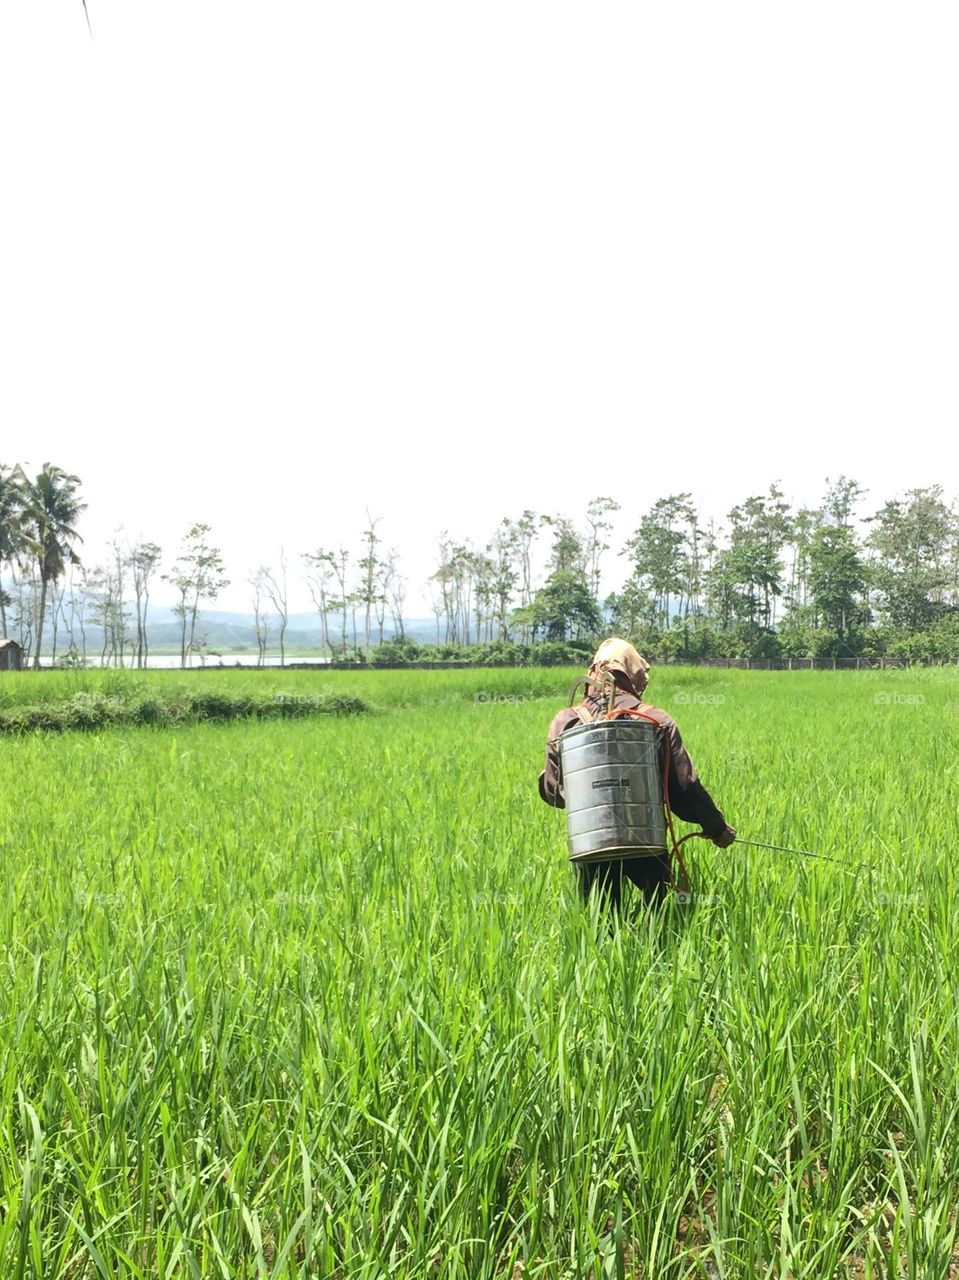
[1,665,958,1278]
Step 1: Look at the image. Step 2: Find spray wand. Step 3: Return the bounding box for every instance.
[678,831,874,875]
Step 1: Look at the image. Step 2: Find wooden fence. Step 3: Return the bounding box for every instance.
[286,656,959,672]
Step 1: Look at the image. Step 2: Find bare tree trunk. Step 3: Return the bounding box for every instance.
[77,586,87,659]
[188,590,201,666]
[319,595,331,654]
[50,580,63,665]
[133,582,144,668]
[318,591,331,654]
[251,580,268,667]
[33,569,48,670]
[262,553,288,667]
[306,569,333,657]
[142,585,150,667]
[177,585,189,669]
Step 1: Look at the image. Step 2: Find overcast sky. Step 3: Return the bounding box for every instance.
[2,2,957,615]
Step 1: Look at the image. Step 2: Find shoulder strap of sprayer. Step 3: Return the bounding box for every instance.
[567,671,617,722]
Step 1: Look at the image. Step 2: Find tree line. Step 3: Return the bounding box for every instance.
[2,463,959,667]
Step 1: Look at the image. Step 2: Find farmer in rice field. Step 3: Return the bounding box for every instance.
[538,638,736,907]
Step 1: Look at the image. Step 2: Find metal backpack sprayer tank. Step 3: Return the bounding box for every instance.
[558,671,671,865]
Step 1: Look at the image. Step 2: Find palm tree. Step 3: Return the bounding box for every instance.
[24,464,86,669]
[0,464,28,640]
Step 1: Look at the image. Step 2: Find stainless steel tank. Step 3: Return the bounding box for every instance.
[558,717,667,862]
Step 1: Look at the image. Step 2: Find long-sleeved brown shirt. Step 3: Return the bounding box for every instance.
[538,688,728,838]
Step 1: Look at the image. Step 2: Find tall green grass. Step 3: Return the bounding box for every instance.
[0,668,957,1276]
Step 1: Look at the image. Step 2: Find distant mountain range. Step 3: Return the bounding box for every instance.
[59,608,439,654]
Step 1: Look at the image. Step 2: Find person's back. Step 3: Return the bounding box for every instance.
[539,638,735,907]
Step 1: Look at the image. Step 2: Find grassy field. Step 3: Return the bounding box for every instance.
[1,665,958,1278]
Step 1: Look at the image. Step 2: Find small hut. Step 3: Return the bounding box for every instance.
[0,638,23,671]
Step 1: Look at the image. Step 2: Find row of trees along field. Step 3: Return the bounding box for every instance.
[2,464,959,667]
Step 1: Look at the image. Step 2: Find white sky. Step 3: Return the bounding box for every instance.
[2,2,957,615]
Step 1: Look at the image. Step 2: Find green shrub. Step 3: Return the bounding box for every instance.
[0,688,370,733]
